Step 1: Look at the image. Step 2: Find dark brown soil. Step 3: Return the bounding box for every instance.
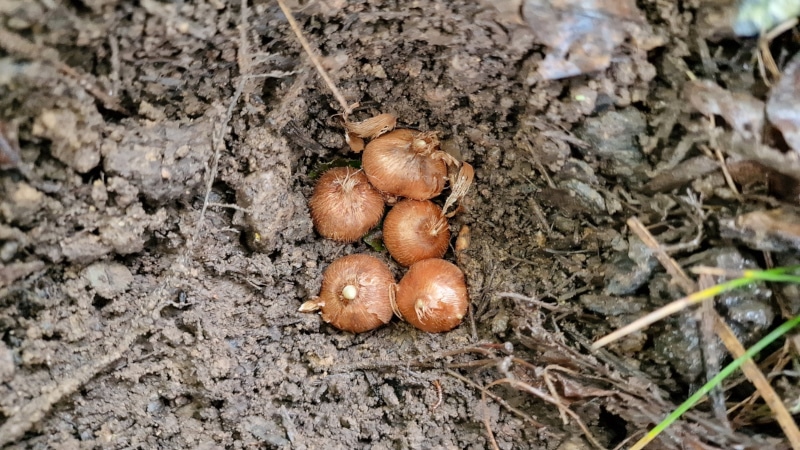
[2,1,800,449]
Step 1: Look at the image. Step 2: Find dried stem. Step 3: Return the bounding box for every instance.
[486,377,604,450]
[629,216,697,293]
[713,312,800,449]
[495,292,566,312]
[444,369,550,430]
[482,393,501,450]
[429,380,444,412]
[276,0,352,117]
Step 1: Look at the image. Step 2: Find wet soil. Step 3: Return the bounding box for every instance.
[2,1,800,449]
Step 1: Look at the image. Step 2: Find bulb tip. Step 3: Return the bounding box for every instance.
[342,284,358,300]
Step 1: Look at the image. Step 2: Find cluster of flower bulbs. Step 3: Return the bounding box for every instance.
[299,114,473,333]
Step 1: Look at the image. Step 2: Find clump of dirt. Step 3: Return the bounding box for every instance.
[2,0,800,449]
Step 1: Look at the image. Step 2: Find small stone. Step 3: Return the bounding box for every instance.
[82,261,134,299]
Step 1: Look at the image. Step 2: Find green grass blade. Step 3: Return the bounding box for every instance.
[630,314,800,450]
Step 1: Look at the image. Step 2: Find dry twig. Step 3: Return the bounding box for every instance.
[444,369,550,430]
[629,216,696,293]
[542,367,570,425]
[729,341,793,424]
[713,313,800,449]
[430,379,444,412]
[757,17,798,84]
[487,378,604,449]
[496,292,567,311]
[275,0,352,117]
[699,274,730,429]
[481,391,501,450]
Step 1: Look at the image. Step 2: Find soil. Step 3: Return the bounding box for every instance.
[2,1,800,449]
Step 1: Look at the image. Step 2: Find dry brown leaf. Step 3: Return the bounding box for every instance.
[344,113,397,140]
[443,162,474,216]
[685,79,765,141]
[521,0,661,79]
[767,51,800,154]
[720,209,800,252]
[344,132,365,153]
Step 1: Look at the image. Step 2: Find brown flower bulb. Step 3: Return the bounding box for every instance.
[383,199,450,266]
[299,254,395,333]
[362,129,449,200]
[309,167,384,242]
[393,258,469,333]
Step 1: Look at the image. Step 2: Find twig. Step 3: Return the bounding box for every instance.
[708,144,741,199]
[628,216,697,293]
[758,17,798,84]
[108,34,121,97]
[612,430,646,450]
[524,141,556,189]
[207,202,253,213]
[729,342,793,422]
[444,369,550,430]
[699,274,730,429]
[237,0,252,76]
[696,35,718,77]
[469,302,479,343]
[482,391,501,450]
[445,358,501,370]
[276,0,352,117]
[487,378,605,450]
[527,194,552,235]
[592,293,699,349]
[430,379,444,412]
[542,367,570,425]
[556,285,593,303]
[660,208,704,255]
[592,217,702,349]
[496,292,565,311]
[691,266,741,277]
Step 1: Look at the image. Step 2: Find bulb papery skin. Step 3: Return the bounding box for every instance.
[383,199,450,266]
[315,254,395,333]
[395,258,468,333]
[309,167,385,242]
[362,129,447,200]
